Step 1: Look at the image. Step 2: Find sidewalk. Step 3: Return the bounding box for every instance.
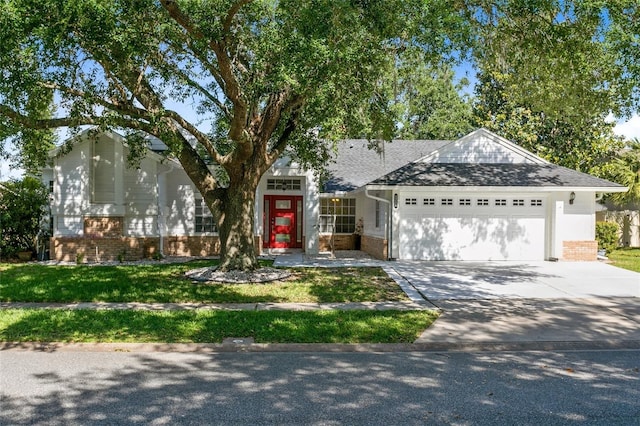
[0,301,430,311]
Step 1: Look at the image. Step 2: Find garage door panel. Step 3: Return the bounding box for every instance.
[400,213,545,261]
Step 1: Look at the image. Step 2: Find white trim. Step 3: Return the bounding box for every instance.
[416,128,549,164]
[365,185,627,193]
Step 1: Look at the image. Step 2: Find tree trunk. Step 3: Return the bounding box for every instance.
[216,180,259,272]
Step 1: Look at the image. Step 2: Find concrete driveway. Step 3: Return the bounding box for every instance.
[389,260,640,346]
[392,260,639,300]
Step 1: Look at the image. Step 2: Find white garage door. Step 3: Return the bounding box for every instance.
[398,196,546,261]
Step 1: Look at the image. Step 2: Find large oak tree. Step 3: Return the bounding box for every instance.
[1,1,638,271]
[0,0,468,270]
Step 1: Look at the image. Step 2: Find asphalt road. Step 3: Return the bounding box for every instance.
[1,349,638,425]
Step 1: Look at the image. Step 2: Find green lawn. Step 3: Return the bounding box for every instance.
[0,260,438,344]
[0,309,437,344]
[608,248,640,273]
[0,260,408,303]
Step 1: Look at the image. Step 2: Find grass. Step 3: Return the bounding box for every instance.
[608,248,640,273]
[0,260,408,304]
[0,260,436,344]
[0,309,438,344]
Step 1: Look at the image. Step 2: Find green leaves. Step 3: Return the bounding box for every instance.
[0,177,49,257]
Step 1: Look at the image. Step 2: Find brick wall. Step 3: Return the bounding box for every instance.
[562,240,598,261]
[51,237,159,262]
[318,234,355,252]
[52,235,263,261]
[163,236,262,257]
[361,235,387,260]
[163,236,221,257]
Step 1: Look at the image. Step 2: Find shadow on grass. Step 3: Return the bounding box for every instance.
[0,262,408,304]
[0,309,438,344]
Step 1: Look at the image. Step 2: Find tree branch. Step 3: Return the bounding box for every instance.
[160,0,248,143]
[163,109,225,164]
[267,107,302,165]
[223,0,253,37]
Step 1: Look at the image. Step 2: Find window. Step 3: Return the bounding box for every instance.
[495,199,507,206]
[459,199,471,206]
[405,198,417,205]
[441,198,453,206]
[477,199,489,206]
[423,198,435,206]
[195,196,217,233]
[375,200,381,228]
[267,178,301,191]
[531,199,543,207]
[513,199,525,206]
[48,180,54,193]
[319,198,356,233]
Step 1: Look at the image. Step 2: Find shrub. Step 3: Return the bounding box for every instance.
[0,177,49,259]
[595,221,619,254]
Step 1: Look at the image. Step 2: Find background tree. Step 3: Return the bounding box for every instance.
[597,140,640,208]
[468,1,635,174]
[395,57,473,140]
[473,69,624,174]
[0,177,49,259]
[0,0,468,271]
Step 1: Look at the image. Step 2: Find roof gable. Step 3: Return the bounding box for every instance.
[418,128,548,165]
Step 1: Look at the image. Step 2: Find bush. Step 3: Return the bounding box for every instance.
[595,221,619,254]
[0,177,49,259]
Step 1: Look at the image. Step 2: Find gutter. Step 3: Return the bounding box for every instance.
[364,188,392,260]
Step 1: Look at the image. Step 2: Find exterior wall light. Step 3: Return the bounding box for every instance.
[393,193,398,208]
[569,191,576,205]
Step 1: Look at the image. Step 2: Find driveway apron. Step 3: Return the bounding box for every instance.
[389,261,640,345]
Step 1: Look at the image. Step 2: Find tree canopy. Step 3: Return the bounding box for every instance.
[0,0,469,270]
[1,0,639,270]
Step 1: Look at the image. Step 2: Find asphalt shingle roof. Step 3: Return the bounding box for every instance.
[323,139,450,192]
[368,162,626,189]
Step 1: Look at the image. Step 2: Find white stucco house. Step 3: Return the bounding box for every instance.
[41,128,626,262]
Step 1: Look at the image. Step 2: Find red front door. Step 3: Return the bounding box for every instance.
[264,195,302,249]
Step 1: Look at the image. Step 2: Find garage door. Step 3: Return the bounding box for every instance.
[398,196,546,261]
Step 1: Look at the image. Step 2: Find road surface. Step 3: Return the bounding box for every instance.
[1,349,638,425]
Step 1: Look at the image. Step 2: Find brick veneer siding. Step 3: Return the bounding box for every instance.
[361,235,388,260]
[164,236,262,256]
[318,234,355,251]
[52,235,263,262]
[51,237,159,262]
[562,240,598,261]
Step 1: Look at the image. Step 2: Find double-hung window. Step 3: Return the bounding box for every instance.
[319,198,356,233]
[195,196,217,233]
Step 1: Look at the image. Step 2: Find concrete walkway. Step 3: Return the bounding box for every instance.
[0,301,429,311]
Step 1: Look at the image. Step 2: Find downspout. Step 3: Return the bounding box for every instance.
[364,188,392,260]
[156,162,174,256]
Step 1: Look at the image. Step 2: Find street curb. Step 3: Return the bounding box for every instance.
[2,340,639,353]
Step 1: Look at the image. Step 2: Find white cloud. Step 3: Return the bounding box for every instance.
[614,114,640,141]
